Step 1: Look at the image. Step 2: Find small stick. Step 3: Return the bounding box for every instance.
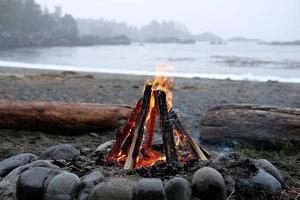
[171,110,209,160]
[226,188,235,200]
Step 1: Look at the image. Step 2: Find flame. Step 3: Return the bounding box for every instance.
[107,64,206,169]
[109,65,175,168]
[153,64,174,111]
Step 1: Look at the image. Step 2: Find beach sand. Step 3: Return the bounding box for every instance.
[0,66,299,188]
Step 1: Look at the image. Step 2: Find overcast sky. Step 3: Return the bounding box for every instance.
[35,0,300,41]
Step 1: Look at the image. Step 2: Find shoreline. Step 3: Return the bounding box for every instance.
[1,61,300,83]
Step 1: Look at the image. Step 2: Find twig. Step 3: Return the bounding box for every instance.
[226,188,235,200]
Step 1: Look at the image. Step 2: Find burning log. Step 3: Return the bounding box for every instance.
[171,110,210,160]
[124,85,152,169]
[0,100,132,134]
[145,104,157,150]
[107,65,210,169]
[154,90,178,164]
[107,98,142,160]
[199,104,300,147]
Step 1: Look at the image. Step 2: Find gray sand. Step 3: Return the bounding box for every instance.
[0,66,299,188]
[0,67,299,155]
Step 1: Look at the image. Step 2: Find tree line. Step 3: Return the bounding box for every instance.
[0,0,78,48]
[0,0,195,48]
[77,19,193,42]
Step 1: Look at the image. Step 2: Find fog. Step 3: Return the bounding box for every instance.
[35,0,300,41]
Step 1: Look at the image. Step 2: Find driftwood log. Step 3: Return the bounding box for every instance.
[0,100,132,134]
[199,104,300,147]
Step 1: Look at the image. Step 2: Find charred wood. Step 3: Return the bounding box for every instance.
[154,90,178,164]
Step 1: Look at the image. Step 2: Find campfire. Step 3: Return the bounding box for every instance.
[107,65,210,169]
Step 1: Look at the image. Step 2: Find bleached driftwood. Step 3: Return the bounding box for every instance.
[0,100,132,134]
[199,104,300,147]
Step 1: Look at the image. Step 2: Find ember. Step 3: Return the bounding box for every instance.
[107,65,210,169]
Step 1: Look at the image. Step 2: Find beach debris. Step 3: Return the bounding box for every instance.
[199,104,300,148]
[107,65,209,169]
[0,100,132,134]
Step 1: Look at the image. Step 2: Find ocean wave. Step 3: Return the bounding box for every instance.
[0,60,300,83]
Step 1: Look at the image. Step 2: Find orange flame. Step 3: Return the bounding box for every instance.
[152,64,174,111]
[108,64,198,169]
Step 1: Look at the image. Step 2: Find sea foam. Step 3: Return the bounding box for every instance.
[1,60,300,83]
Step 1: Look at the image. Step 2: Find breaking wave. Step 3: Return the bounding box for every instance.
[1,60,300,83]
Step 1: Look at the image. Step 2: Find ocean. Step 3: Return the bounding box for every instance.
[0,42,299,83]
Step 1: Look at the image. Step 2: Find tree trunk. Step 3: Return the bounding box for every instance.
[199,104,300,147]
[0,100,132,134]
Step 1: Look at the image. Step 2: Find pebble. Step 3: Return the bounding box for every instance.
[191,167,226,200]
[88,178,137,200]
[44,172,80,200]
[238,169,282,199]
[134,178,166,200]
[256,159,284,185]
[78,171,105,200]
[164,177,191,200]
[95,140,115,153]
[40,144,80,161]
[89,133,99,138]
[80,148,91,155]
[0,160,59,200]
[0,153,37,177]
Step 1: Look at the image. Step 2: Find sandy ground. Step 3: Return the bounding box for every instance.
[0,66,299,190]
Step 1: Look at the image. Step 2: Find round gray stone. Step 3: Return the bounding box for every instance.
[191,167,226,200]
[134,178,166,200]
[16,167,51,200]
[41,144,80,161]
[44,172,80,200]
[0,153,37,177]
[78,171,105,200]
[0,160,59,200]
[88,178,137,200]
[256,159,284,185]
[164,177,191,200]
[238,169,282,199]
